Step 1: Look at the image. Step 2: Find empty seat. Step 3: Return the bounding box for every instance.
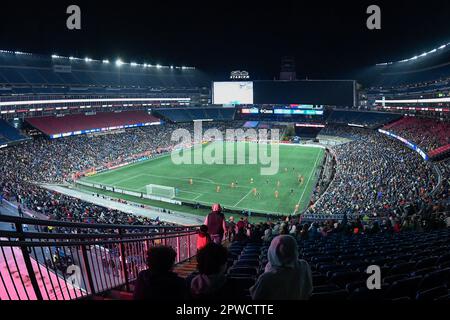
[329,272,365,288]
[345,281,367,293]
[437,254,450,265]
[415,257,438,269]
[310,290,348,301]
[313,285,340,293]
[228,267,258,276]
[389,262,416,275]
[383,274,409,285]
[416,286,449,301]
[234,260,259,267]
[348,287,386,301]
[385,277,422,300]
[312,275,329,286]
[418,268,450,290]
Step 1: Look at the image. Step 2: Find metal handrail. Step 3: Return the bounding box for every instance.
[0,216,200,300]
[0,214,200,230]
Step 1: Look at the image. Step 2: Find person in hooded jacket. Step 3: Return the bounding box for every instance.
[250,235,313,300]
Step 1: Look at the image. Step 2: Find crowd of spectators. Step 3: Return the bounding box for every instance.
[0,120,449,231]
[312,129,443,217]
[0,121,247,227]
[383,117,450,154]
[0,124,190,226]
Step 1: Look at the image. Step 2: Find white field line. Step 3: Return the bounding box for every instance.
[232,188,255,208]
[295,150,323,208]
[141,173,251,190]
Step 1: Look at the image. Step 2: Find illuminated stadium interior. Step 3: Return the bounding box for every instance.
[0,1,449,308]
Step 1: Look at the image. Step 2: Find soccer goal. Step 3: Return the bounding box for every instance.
[146,184,176,199]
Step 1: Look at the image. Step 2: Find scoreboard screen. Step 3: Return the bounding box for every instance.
[212,81,254,105]
[253,80,355,106]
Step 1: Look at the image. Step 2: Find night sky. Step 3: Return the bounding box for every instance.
[1,0,450,79]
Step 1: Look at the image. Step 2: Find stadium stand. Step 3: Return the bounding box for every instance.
[0,52,208,89]
[0,121,449,301]
[382,117,450,157]
[0,118,29,145]
[220,224,450,301]
[154,107,236,123]
[326,110,402,128]
[26,111,161,137]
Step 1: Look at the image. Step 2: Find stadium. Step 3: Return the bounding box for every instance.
[0,1,449,307]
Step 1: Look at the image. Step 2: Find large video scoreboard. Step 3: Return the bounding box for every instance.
[212,80,356,107]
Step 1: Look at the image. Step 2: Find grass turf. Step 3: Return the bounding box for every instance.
[79,142,324,216]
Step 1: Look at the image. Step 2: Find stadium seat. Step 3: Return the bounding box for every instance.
[329,271,365,288]
[310,290,348,301]
[228,267,258,277]
[385,277,422,300]
[415,286,449,301]
[418,268,450,290]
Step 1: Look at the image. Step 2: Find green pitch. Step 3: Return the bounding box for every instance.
[80,142,324,215]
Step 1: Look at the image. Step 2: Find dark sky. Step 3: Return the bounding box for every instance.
[1,0,450,79]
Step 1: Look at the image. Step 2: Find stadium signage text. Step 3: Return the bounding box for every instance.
[230,70,250,79]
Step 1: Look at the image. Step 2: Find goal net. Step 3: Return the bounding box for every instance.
[146,184,176,199]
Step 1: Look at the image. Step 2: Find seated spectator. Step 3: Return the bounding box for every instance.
[299,224,309,240]
[190,243,231,300]
[234,227,249,243]
[197,225,211,250]
[262,227,273,243]
[250,235,313,300]
[133,246,187,300]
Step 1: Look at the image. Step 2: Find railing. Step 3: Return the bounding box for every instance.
[0,215,199,300]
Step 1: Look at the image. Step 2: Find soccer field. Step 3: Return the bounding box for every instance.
[80,142,324,215]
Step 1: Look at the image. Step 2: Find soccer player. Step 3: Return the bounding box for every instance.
[290,188,294,195]
[189,178,193,185]
[216,185,221,193]
[250,178,254,184]
[253,188,257,196]
[231,182,235,189]
[277,181,281,188]
[275,190,279,199]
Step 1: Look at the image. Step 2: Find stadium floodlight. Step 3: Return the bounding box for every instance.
[51,54,59,59]
[130,62,138,67]
[170,65,174,69]
[69,56,75,60]
[102,59,110,64]
[115,58,124,67]
[439,44,447,50]
[85,57,92,62]
[156,64,162,68]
